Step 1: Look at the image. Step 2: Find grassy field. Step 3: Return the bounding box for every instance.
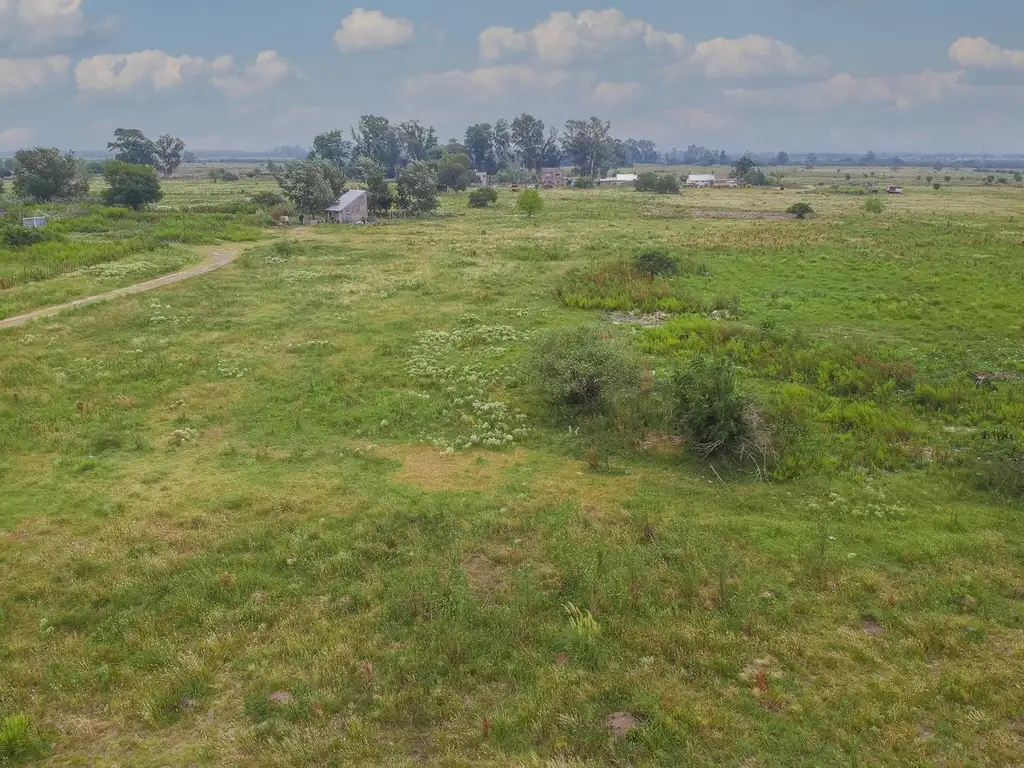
[1,177,1022,765]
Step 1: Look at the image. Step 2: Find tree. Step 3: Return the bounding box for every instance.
[464,123,496,173]
[719,150,730,165]
[183,151,198,164]
[786,202,814,219]
[436,151,475,191]
[540,126,562,170]
[153,134,186,177]
[862,151,877,165]
[623,138,659,165]
[397,161,439,215]
[732,155,757,179]
[12,147,88,201]
[108,128,157,166]
[492,118,513,168]
[251,190,285,208]
[511,113,546,172]
[351,115,401,176]
[775,151,790,166]
[309,130,352,170]
[275,159,345,216]
[806,153,818,165]
[517,189,543,218]
[635,172,679,194]
[103,160,163,210]
[395,120,437,165]
[562,117,613,178]
[362,160,393,216]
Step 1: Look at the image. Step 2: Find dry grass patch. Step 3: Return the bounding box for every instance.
[380,444,526,492]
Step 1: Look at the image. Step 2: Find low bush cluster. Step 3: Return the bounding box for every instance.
[635,172,680,194]
[468,187,499,208]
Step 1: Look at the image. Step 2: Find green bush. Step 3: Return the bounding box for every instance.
[572,176,594,189]
[526,326,640,416]
[632,250,678,277]
[251,190,285,208]
[1,224,47,247]
[786,202,814,219]
[517,189,543,217]
[671,355,752,458]
[468,187,499,208]
[864,197,885,214]
[104,160,163,210]
[635,172,680,194]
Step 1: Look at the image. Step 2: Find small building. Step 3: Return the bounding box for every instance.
[540,167,565,188]
[598,173,639,186]
[326,190,368,223]
[687,173,717,188]
[714,178,738,188]
[22,215,48,228]
[886,185,904,195]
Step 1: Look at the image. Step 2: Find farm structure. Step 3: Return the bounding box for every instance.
[326,190,368,223]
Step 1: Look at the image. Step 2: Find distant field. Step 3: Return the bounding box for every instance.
[1,175,1022,765]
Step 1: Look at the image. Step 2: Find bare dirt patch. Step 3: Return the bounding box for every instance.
[693,210,798,221]
[861,617,885,636]
[381,445,525,492]
[605,711,640,740]
[461,554,505,598]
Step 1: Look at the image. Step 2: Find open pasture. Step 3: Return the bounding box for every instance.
[1,179,1022,766]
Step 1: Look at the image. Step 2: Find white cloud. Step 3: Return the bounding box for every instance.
[0,0,86,45]
[209,50,300,99]
[726,70,964,111]
[683,35,829,79]
[592,81,643,108]
[949,37,1024,69]
[74,49,299,99]
[75,50,209,93]
[405,64,571,101]
[334,8,414,52]
[479,9,687,66]
[0,55,70,94]
[0,126,34,149]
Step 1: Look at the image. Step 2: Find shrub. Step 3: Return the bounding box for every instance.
[632,250,678,278]
[526,326,640,416]
[671,355,752,457]
[572,176,594,189]
[104,160,163,210]
[1,224,47,247]
[221,171,240,182]
[517,189,543,217]
[786,202,814,219]
[864,197,885,214]
[933,183,941,191]
[636,172,680,194]
[251,190,284,208]
[468,186,499,208]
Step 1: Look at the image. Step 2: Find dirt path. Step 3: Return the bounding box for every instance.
[0,245,244,331]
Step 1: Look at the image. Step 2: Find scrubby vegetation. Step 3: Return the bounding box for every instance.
[1,176,1023,765]
[468,186,499,208]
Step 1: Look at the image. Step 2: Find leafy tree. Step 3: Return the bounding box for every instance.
[153,134,185,177]
[719,150,730,165]
[517,189,543,218]
[468,187,499,208]
[775,151,790,166]
[540,126,562,170]
[786,202,814,219]
[436,151,475,191]
[108,128,157,166]
[183,151,198,164]
[806,153,818,165]
[397,161,439,215]
[863,151,877,165]
[624,138,660,165]
[562,118,613,178]
[1015,172,1023,183]
[362,161,393,216]
[396,120,438,164]
[309,130,351,170]
[464,123,496,173]
[12,147,88,201]
[351,115,401,176]
[684,145,717,166]
[103,160,163,209]
[511,113,546,172]
[492,118,513,168]
[635,172,678,194]
[275,159,345,216]
[732,155,757,179]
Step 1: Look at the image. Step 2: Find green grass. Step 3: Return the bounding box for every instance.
[0,180,1022,765]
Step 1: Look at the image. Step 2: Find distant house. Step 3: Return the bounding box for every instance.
[714,178,739,188]
[886,185,904,195]
[540,167,565,188]
[326,190,368,223]
[598,173,639,186]
[687,173,717,188]
[22,215,48,228]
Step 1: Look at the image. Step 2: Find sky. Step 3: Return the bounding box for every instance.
[1,1,1023,154]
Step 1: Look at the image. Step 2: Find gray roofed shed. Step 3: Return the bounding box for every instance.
[327,189,369,223]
